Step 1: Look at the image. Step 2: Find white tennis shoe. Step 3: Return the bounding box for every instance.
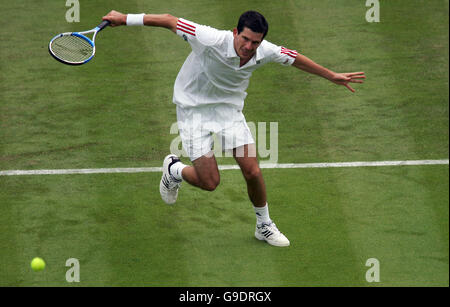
[255,222,290,247]
[160,154,182,205]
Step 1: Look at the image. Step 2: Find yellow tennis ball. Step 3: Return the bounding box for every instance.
[31,257,46,271]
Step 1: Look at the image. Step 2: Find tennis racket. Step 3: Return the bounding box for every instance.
[48,20,110,65]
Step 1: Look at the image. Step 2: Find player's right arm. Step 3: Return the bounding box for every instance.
[102,10,178,33]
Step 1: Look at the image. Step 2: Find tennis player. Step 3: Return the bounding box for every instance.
[103,10,365,247]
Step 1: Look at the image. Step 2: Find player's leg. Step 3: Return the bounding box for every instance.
[234,145,271,224]
[233,144,266,207]
[160,151,220,204]
[233,145,290,247]
[160,103,222,203]
[179,152,220,191]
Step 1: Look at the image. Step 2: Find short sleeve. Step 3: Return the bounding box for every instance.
[176,18,226,54]
[176,18,198,39]
[262,40,299,66]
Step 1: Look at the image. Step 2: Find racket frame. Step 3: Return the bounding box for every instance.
[48,21,110,65]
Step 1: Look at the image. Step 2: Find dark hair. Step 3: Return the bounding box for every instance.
[237,11,269,39]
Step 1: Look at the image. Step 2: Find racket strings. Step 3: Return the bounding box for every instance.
[50,35,93,63]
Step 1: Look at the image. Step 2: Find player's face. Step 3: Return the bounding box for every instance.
[233,27,264,61]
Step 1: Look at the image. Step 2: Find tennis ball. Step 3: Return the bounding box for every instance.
[31,257,46,272]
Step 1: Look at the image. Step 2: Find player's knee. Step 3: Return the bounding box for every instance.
[202,177,220,191]
[242,166,262,181]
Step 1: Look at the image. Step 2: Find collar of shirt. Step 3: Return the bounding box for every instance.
[225,34,265,68]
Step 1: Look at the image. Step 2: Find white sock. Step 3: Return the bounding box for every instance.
[169,161,187,181]
[254,203,272,226]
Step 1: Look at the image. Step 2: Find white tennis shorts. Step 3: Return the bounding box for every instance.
[176,104,255,161]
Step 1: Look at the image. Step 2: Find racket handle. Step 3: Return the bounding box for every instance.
[96,20,111,31]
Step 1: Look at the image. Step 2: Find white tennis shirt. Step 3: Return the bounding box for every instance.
[174,18,298,110]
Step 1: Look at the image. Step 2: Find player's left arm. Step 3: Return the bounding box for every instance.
[292,53,365,92]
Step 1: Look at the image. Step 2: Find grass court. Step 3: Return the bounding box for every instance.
[0,0,448,286]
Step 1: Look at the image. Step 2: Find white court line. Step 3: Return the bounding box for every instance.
[0,159,448,176]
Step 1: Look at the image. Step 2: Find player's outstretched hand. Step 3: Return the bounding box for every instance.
[331,72,366,92]
[102,10,127,27]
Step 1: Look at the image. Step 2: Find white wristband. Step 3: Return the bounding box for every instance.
[126,13,145,26]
